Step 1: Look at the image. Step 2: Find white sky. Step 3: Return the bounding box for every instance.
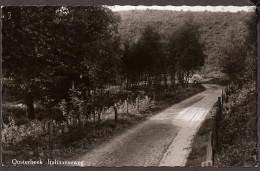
[107,6,255,12]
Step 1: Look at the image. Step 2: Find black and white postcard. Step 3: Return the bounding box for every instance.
[1,4,257,167]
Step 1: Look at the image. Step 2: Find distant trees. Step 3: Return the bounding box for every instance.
[120,18,205,92]
[134,26,164,89]
[122,18,205,89]
[168,18,205,86]
[121,42,141,88]
[219,34,247,81]
[121,26,165,90]
[219,13,256,84]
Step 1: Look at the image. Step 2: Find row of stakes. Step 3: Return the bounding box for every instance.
[47,95,151,158]
[202,86,232,167]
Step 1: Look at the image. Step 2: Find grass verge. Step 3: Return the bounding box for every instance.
[185,103,217,166]
[2,84,205,166]
[186,82,257,167]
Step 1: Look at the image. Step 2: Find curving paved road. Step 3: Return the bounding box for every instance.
[75,84,222,167]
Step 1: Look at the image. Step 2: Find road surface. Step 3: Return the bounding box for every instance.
[75,84,222,167]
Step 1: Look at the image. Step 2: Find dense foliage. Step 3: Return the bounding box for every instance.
[187,10,257,167]
[3,6,121,121]
[118,10,253,77]
[215,10,257,166]
[2,7,207,123]
[168,17,205,85]
[219,12,256,84]
[215,83,257,166]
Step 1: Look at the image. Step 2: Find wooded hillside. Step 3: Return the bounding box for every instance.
[117,10,254,77]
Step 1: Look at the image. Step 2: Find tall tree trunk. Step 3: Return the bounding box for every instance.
[120,76,123,90]
[107,90,110,99]
[177,72,184,88]
[97,108,101,125]
[164,74,167,88]
[170,71,176,91]
[88,89,91,96]
[144,73,147,88]
[82,88,87,100]
[25,89,35,120]
[173,70,176,85]
[148,75,152,89]
[93,88,96,123]
[126,78,129,90]
[93,110,96,123]
[185,71,190,87]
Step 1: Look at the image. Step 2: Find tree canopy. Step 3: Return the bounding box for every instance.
[3,7,209,121]
[168,17,205,84]
[219,13,256,84]
[2,6,121,119]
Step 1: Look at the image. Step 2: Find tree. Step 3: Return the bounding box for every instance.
[2,6,121,121]
[2,7,60,119]
[121,42,144,88]
[44,6,120,104]
[243,12,257,82]
[219,13,256,84]
[168,17,205,86]
[120,25,165,91]
[219,33,247,82]
[167,34,178,86]
[135,25,164,89]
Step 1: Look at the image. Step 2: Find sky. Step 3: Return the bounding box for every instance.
[107,6,255,13]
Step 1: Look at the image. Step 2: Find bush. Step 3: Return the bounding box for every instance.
[2,105,27,124]
[58,126,85,144]
[215,82,257,166]
[2,119,48,147]
[36,107,66,122]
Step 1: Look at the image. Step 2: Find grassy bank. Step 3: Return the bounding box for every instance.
[186,82,257,167]
[186,103,217,166]
[2,84,205,166]
[214,83,257,166]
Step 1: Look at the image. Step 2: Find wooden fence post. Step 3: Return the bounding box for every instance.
[145,95,148,104]
[221,90,223,101]
[217,97,220,150]
[215,97,222,152]
[79,112,83,128]
[227,86,229,95]
[226,87,229,101]
[113,104,118,126]
[224,88,227,102]
[218,97,222,112]
[221,90,224,108]
[202,132,213,167]
[215,108,219,151]
[136,97,139,111]
[207,132,213,161]
[126,98,129,114]
[124,99,127,113]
